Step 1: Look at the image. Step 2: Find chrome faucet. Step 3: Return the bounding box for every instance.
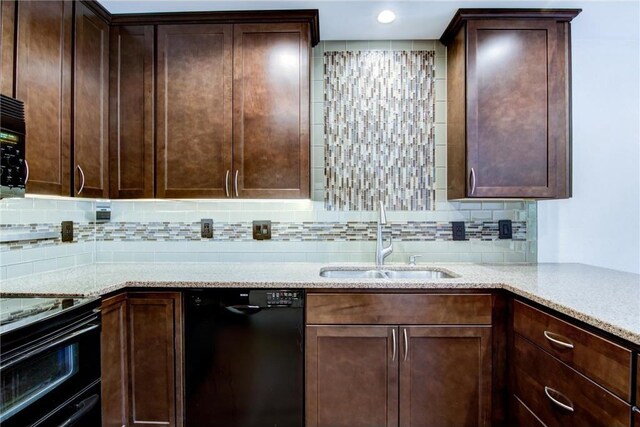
[375,201,393,266]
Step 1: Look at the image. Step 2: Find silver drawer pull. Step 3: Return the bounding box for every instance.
[225,170,230,197]
[543,331,574,349]
[24,159,29,184]
[391,328,397,361]
[544,386,574,412]
[632,406,640,414]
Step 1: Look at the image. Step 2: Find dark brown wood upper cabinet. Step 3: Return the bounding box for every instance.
[109,25,154,199]
[233,23,310,199]
[15,0,72,196]
[441,9,580,199]
[1,0,16,96]
[156,24,233,198]
[74,1,109,198]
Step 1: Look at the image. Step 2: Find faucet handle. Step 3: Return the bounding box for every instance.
[408,255,422,265]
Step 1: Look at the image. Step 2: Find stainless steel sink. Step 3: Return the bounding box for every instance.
[319,268,455,279]
[319,269,388,279]
[383,270,453,279]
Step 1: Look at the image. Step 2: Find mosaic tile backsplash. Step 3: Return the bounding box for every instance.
[324,50,436,211]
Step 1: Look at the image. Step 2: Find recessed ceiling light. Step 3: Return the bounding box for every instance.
[377,10,396,24]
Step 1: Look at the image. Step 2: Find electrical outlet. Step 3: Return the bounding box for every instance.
[252,220,272,240]
[451,221,466,241]
[201,219,213,239]
[61,221,73,242]
[498,220,513,239]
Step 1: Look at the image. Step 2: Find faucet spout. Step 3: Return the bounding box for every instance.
[376,201,393,266]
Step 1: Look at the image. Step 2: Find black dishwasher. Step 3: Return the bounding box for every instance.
[185,289,304,427]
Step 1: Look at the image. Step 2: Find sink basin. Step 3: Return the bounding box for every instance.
[319,268,455,279]
[383,270,454,279]
[318,269,388,279]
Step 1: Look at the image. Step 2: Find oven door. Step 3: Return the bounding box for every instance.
[0,312,101,426]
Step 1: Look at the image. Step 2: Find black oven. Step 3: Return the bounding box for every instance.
[0,298,101,426]
[0,94,27,199]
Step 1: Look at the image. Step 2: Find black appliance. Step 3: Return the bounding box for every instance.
[0,297,101,426]
[0,95,27,198]
[185,289,304,427]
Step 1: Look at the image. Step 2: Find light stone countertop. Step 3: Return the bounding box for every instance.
[1,262,639,345]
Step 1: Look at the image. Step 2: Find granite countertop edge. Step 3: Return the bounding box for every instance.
[1,262,639,345]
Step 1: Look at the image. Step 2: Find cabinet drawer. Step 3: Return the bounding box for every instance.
[513,300,632,400]
[513,334,630,427]
[306,293,492,325]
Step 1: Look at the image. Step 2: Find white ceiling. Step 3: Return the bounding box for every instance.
[97,0,628,40]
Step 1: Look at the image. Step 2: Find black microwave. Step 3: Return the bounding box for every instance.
[0,94,26,198]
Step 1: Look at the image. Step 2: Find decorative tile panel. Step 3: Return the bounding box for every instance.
[324,50,436,210]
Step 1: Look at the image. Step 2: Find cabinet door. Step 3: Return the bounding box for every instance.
[233,23,310,198]
[306,326,399,427]
[1,0,15,96]
[399,326,492,427]
[109,25,154,199]
[74,2,109,198]
[127,293,183,427]
[466,19,568,198]
[16,0,71,195]
[156,24,232,198]
[101,293,129,427]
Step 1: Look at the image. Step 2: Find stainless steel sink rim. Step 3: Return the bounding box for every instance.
[319,268,455,279]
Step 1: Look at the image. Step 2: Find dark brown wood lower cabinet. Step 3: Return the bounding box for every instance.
[306,324,492,427]
[510,395,546,427]
[101,292,183,427]
[306,326,398,427]
[512,334,630,427]
[399,326,492,427]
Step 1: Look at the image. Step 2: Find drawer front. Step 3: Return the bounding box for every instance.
[511,395,545,427]
[306,293,492,325]
[513,300,632,400]
[513,334,630,427]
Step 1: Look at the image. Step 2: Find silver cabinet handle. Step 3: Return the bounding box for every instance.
[469,168,476,195]
[544,386,574,412]
[234,170,239,197]
[76,165,85,195]
[403,328,408,361]
[391,328,397,361]
[225,170,230,198]
[632,406,640,414]
[24,159,29,185]
[543,331,574,349]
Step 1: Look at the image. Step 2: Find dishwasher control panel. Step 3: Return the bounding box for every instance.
[265,291,304,308]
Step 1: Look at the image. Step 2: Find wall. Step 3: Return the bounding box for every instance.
[0,39,537,280]
[537,2,640,274]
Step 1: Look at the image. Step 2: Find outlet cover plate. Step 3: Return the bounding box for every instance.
[451,221,466,241]
[201,219,213,239]
[252,220,272,240]
[61,221,73,242]
[498,220,513,239]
